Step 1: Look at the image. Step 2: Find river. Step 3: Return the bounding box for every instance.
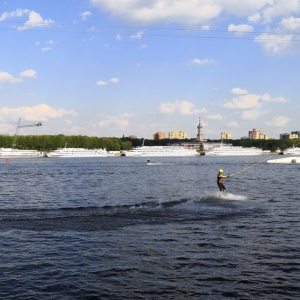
[0,156,299,299]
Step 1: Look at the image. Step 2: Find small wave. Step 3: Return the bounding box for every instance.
[198,191,247,201]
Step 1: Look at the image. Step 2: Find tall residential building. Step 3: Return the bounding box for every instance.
[153,132,165,140]
[196,118,203,142]
[168,131,188,139]
[249,128,268,140]
[249,128,260,139]
[221,132,231,140]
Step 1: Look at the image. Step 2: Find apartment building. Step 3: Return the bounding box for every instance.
[248,128,268,140]
[168,131,188,139]
[221,132,231,140]
[153,132,166,140]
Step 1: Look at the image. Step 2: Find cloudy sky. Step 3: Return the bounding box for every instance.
[1,0,299,140]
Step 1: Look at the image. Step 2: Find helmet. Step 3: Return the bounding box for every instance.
[219,169,223,173]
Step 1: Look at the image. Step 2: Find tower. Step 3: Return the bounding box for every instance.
[196,118,203,142]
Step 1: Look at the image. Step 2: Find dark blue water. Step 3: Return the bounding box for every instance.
[0,156,299,299]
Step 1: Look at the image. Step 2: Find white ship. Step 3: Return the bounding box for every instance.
[0,148,45,158]
[123,145,199,157]
[205,144,263,156]
[47,147,109,158]
[283,145,300,155]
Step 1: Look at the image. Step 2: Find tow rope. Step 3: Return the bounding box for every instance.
[229,155,274,177]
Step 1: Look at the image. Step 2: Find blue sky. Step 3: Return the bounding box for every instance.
[0,0,299,140]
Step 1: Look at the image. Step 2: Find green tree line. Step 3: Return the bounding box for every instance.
[0,135,132,152]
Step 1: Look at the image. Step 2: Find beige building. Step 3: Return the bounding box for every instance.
[153,132,166,140]
[259,133,269,139]
[221,132,231,140]
[168,131,188,139]
[280,131,300,139]
[249,128,268,140]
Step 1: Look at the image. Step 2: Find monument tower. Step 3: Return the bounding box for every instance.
[196,117,203,142]
[196,118,204,153]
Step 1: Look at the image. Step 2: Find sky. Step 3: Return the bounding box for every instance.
[0,0,300,140]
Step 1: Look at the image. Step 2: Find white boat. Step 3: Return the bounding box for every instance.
[123,145,199,157]
[47,147,109,158]
[283,145,300,155]
[267,157,300,164]
[0,148,44,158]
[205,144,263,156]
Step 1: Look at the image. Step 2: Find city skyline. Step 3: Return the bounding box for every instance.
[0,1,299,139]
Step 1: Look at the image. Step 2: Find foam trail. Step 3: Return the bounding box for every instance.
[199,191,247,201]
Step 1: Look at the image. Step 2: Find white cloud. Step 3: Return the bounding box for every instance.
[64,120,83,133]
[94,114,132,130]
[0,8,30,21]
[96,80,108,86]
[248,12,261,23]
[207,114,223,120]
[90,0,222,25]
[189,58,215,65]
[223,90,290,110]
[0,104,77,122]
[0,69,37,84]
[0,71,22,84]
[89,1,300,55]
[231,88,248,95]
[159,100,207,115]
[41,47,52,52]
[110,77,119,83]
[255,33,295,55]
[89,0,299,26]
[265,116,290,127]
[280,16,300,30]
[20,69,37,78]
[116,33,122,40]
[130,31,143,39]
[240,110,268,120]
[224,94,262,110]
[254,15,300,55]
[228,24,254,34]
[80,11,92,21]
[262,0,300,23]
[97,78,119,85]
[17,10,54,30]
[226,120,239,128]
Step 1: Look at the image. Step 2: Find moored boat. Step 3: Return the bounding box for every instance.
[123,145,198,157]
[205,144,263,156]
[283,145,300,155]
[47,147,110,158]
[0,148,44,158]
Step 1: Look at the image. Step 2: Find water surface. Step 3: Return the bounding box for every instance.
[0,156,299,299]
